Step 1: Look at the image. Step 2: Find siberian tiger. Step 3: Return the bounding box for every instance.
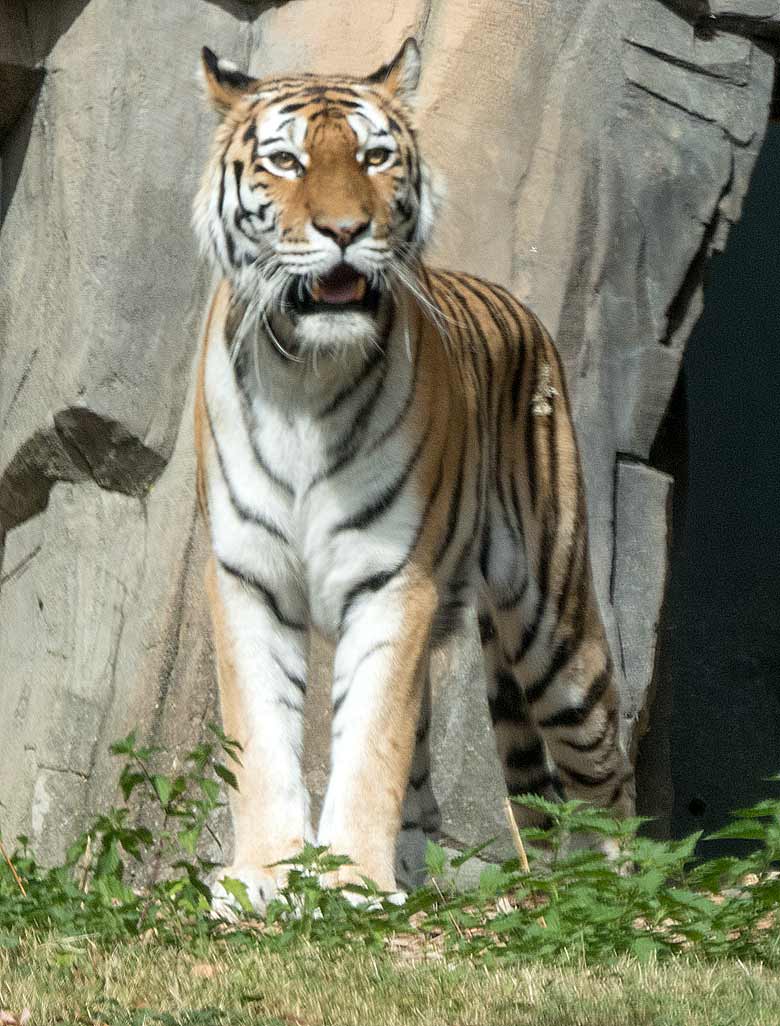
[193,38,635,912]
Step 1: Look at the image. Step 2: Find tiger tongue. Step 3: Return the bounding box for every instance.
[310,266,367,305]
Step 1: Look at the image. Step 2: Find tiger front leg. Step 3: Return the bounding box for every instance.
[317,573,437,897]
[206,557,312,916]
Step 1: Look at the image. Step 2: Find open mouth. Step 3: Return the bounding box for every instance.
[288,264,381,315]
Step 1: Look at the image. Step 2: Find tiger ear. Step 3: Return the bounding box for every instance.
[200,47,258,113]
[366,38,421,100]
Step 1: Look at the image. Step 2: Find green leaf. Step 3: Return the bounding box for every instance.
[199,778,220,803]
[152,774,172,806]
[109,731,137,756]
[214,763,239,791]
[478,864,513,897]
[178,828,200,855]
[729,800,780,819]
[119,767,146,801]
[666,888,718,915]
[450,837,497,868]
[425,840,447,877]
[706,821,768,842]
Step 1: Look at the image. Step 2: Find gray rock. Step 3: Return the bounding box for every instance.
[0,0,775,874]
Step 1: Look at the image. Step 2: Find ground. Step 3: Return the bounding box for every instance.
[2,939,780,1026]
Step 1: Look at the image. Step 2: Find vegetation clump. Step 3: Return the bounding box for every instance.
[0,731,777,968]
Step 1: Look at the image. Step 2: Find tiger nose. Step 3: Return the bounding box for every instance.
[313,216,370,249]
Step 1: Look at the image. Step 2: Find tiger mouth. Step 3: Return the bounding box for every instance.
[288,264,381,315]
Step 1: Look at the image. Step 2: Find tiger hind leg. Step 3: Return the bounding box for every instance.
[481,584,635,840]
[479,603,563,829]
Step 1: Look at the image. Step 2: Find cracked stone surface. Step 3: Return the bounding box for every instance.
[0,0,775,867]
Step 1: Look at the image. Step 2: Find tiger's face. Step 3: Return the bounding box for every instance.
[194,39,435,356]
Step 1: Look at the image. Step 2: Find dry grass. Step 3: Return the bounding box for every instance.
[1,937,779,1026]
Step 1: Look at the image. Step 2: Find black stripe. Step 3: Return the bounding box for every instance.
[233,377,295,495]
[478,515,492,580]
[278,695,304,714]
[433,423,467,569]
[478,612,496,644]
[488,670,526,725]
[452,439,486,583]
[204,402,289,543]
[558,763,616,789]
[243,123,256,144]
[538,666,611,729]
[492,403,519,556]
[224,227,237,266]
[319,346,384,417]
[496,578,528,612]
[278,101,308,114]
[363,331,421,457]
[218,560,306,631]
[511,500,555,663]
[233,159,259,233]
[446,279,493,404]
[218,163,227,219]
[524,328,539,511]
[332,640,392,718]
[508,772,558,796]
[509,340,525,421]
[251,440,294,495]
[558,710,616,753]
[521,492,589,698]
[446,278,505,430]
[524,605,587,707]
[407,450,445,554]
[509,474,526,549]
[333,418,430,535]
[481,284,529,422]
[272,654,306,694]
[410,769,430,791]
[505,739,545,771]
[312,354,390,487]
[608,773,633,807]
[339,565,401,632]
[233,160,244,194]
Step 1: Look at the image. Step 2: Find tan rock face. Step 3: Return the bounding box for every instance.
[0,0,775,869]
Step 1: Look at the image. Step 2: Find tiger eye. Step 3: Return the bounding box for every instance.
[364,147,391,167]
[271,151,301,173]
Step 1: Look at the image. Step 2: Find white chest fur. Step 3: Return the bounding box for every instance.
[203,311,422,637]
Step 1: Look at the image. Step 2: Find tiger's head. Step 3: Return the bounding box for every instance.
[194,39,437,358]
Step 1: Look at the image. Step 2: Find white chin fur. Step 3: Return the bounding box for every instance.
[292,309,380,356]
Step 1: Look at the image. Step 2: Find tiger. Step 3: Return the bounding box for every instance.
[192,37,635,912]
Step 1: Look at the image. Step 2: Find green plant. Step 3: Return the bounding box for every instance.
[0,725,242,943]
[0,733,777,968]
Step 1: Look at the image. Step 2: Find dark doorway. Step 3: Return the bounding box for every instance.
[661,121,780,851]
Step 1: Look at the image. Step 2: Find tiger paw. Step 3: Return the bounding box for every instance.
[320,863,406,910]
[209,864,282,920]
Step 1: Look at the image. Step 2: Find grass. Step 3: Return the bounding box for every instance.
[1,732,779,1024]
[2,937,780,1026]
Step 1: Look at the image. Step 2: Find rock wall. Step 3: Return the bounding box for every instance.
[0,0,776,866]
